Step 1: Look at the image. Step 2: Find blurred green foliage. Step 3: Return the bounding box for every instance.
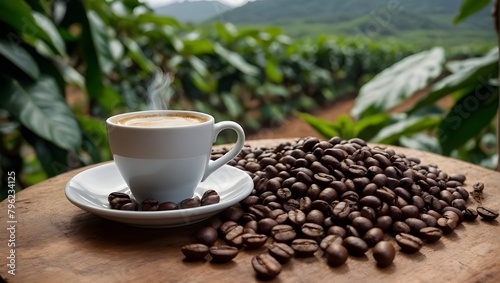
[301,0,498,170]
[0,0,494,201]
[0,0,419,198]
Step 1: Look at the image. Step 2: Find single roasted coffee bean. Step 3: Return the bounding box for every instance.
[320,234,344,250]
[401,205,420,219]
[405,218,427,234]
[271,224,297,243]
[196,226,219,246]
[462,208,478,221]
[291,238,319,257]
[392,221,411,235]
[225,225,244,248]
[219,221,238,235]
[343,236,369,256]
[325,243,349,267]
[242,233,268,249]
[372,241,396,267]
[437,211,459,234]
[209,245,239,263]
[252,253,282,280]
[268,243,295,263]
[158,201,178,210]
[201,189,220,206]
[180,196,201,209]
[327,225,347,239]
[306,209,325,225]
[120,202,138,211]
[301,222,325,239]
[419,213,437,228]
[181,243,209,261]
[375,216,393,232]
[351,216,374,234]
[257,218,279,235]
[288,210,306,227]
[442,207,464,223]
[363,227,384,246]
[110,197,132,209]
[108,192,130,203]
[477,207,499,221]
[395,233,423,254]
[141,198,159,211]
[419,227,442,243]
[221,205,245,222]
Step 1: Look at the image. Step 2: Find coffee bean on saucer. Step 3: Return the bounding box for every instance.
[158,201,179,211]
[180,196,201,209]
[202,189,220,206]
[181,243,209,261]
[110,197,132,209]
[141,198,159,211]
[209,245,239,263]
[108,192,130,203]
[120,202,138,211]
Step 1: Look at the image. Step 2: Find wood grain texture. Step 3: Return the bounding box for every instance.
[1,139,499,282]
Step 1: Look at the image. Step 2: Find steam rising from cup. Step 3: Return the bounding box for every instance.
[148,70,173,110]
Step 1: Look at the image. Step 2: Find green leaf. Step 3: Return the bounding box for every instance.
[400,134,442,154]
[0,1,36,34]
[265,60,283,83]
[77,114,110,163]
[86,10,114,74]
[438,89,499,155]
[0,39,39,80]
[371,113,442,144]
[353,113,391,141]
[453,0,492,24]
[0,76,81,151]
[296,112,339,139]
[351,47,445,119]
[190,70,216,93]
[33,12,67,57]
[213,43,259,76]
[221,93,243,119]
[122,38,156,73]
[136,13,180,27]
[53,58,85,89]
[409,49,498,113]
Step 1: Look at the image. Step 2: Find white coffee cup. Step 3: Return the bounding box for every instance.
[106,110,245,204]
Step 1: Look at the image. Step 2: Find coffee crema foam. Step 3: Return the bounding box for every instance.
[114,114,208,127]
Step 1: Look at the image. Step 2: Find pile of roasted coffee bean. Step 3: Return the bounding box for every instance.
[108,189,220,211]
[180,136,498,280]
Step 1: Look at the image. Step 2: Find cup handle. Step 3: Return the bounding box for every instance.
[202,121,245,181]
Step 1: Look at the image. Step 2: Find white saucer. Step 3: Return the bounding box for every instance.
[65,162,253,228]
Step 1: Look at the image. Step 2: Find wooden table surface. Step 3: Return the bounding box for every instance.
[1,139,499,282]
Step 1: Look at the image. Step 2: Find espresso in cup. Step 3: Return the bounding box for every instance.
[106,110,245,204]
[112,113,208,127]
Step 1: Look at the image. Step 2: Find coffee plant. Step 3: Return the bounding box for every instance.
[301,0,499,170]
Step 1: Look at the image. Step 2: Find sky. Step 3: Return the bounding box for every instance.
[142,0,251,8]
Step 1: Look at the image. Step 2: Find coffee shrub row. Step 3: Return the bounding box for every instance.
[190,136,496,279]
[107,189,220,211]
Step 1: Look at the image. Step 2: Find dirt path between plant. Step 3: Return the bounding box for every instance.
[247,88,453,141]
[247,96,355,141]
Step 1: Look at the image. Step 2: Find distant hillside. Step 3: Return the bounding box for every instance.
[216,0,495,48]
[155,1,233,23]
